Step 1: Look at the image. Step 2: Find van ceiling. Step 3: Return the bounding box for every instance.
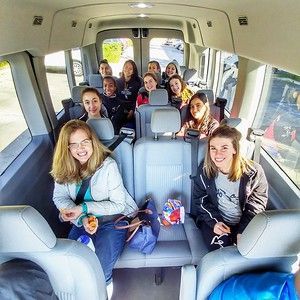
[1,0,300,75]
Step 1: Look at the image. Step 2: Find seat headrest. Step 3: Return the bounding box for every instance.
[238,209,300,258]
[72,86,87,103]
[149,89,168,105]
[183,68,197,82]
[87,118,115,140]
[151,108,181,133]
[0,206,56,252]
[197,89,214,105]
[221,117,249,139]
[88,74,103,88]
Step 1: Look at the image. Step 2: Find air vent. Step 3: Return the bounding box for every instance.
[33,16,43,26]
[88,23,92,28]
[238,16,248,26]
[71,21,77,28]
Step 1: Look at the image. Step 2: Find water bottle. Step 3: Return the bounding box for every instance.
[77,234,95,251]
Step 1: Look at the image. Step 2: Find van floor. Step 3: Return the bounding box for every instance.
[111,267,181,300]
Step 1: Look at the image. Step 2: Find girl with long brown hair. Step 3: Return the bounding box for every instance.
[193,125,268,251]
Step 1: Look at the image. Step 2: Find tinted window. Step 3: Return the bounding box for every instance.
[45,51,71,113]
[72,48,84,85]
[0,60,31,173]
[256,67,300,188]
[149,38,184,72]
[218,52,238,112]
[102,38,133,77]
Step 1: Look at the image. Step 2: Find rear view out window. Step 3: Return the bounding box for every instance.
[257,68,300,188]
[102,38,134,77]
[0,60,31,174]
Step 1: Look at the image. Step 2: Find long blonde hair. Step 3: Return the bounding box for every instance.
[204,125,252,181]
[51,120,111,184]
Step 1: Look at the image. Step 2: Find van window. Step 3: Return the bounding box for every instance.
[102,38,133,77]
[71,48,83,85]
[45,51,71,113]
[0,60,31,173]
[256,68,300,188]
[149,38,184,71]
[218,52,238,112]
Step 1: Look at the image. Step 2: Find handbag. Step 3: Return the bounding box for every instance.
[114,199,160,254]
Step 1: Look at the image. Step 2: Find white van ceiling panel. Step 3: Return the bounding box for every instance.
[0,2,52,56]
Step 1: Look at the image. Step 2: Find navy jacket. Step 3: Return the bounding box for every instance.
[194,161,268,233]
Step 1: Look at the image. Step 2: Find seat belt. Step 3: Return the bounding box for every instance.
[184,128,200,217]
[75,177,92,205]
[250,128,265,163]
[108,127,135,151]
[108,132,128,151]
[215,97,227,122]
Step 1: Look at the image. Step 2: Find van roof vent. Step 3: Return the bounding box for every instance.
[238,16,248,26]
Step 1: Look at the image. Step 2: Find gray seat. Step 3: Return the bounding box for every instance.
[196,89,221,121]
[87,118,134,197]
[0,205,107,300]
[116,108,208,268]
[88,73,103,94]
[183,68,198,86]
[72,85,87,104]
[196,209,300,300]
[135,89,171,138]
[221,117,255,159]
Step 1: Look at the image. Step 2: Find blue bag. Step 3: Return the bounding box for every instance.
[115,199,160,254]
[209,272,298,300]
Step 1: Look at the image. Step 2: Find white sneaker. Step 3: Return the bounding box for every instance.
[106,281,113,300]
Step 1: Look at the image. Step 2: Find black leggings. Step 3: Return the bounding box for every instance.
[198,221,238,252]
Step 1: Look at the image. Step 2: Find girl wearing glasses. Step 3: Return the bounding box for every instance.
[51,119,137,285]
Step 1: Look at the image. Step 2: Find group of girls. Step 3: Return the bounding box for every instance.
[51,58,269,294]
[84,57,220,140]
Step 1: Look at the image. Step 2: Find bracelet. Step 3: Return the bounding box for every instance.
[81,202,88,214]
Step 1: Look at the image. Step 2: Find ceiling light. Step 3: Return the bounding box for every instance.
[137,13,149,18]
[129,3,154,9]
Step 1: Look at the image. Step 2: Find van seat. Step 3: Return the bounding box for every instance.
[183,68,198,85]
[221,117,255,159]
[0,205,107,300]
[116,108,208,268]
[88,74,103,94]
[135,89,171,138]
[196,209,300,300]
[87,118,134,197]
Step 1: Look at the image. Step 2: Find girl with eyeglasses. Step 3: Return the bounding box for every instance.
[51,119,137,285]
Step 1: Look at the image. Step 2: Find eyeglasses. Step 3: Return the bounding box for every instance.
[68,139,92,150]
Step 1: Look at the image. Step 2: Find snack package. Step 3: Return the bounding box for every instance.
[161,199,185,226]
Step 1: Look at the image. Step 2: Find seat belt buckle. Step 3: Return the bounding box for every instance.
[120,127,135,144]
[184,128,200,143]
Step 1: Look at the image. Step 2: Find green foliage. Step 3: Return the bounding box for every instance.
[103,42,122,63]
[0,61,9,69]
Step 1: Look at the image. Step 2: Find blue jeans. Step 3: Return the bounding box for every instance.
[68,220,128,284]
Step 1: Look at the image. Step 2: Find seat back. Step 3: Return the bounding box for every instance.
[221,117,255,159]
[88,74,103,94]
[0,205,107,300]
[196,89,222,121]
[135,89,171,138]
[196,209,300,300]
[87,118,134,197]
[134,108,192,213]
[183,68,198,86]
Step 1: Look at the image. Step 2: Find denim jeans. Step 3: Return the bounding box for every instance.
[68,220,128,284]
